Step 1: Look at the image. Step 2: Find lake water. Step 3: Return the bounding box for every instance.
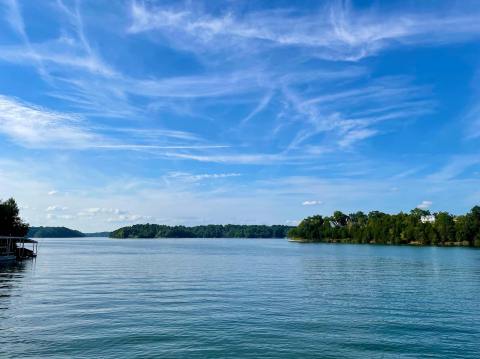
[1,238,479,358]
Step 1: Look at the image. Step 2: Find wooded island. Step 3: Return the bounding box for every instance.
[110,224,292,239]
[288,207,480,247]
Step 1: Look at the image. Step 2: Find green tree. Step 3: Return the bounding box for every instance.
[0,198,29,237]
[455,215,469,244]
[290,215,324,241]
[433,212,456,244]
[349,211,368,226]
[410,208,431,218]
[332,211,349,227]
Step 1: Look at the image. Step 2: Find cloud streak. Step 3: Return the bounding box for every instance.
[0,0,479,230]
[302,200,322,206]
[0,95,95,148]
[0,0,439,158]
[417,200,432,210]
[128,1,480,61]
[0,95,229,154]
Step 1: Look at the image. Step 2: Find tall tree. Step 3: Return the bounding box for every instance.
[0,198,29,237]
[434,212,456,244]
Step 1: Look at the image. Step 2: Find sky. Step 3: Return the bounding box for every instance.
[0,0,479,231]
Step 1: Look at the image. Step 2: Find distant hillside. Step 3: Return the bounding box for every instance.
[110,224,293,239]
[27,227,111,238]
[28,226,86,238]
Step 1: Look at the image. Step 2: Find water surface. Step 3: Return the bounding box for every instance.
[1,238,479,358]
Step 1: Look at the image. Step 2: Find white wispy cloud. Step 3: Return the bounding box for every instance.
[417,200,433,210]
[46,213,73,220]
[240,91,273,126]
[78,208,126,216]
[0,95,95,148]
[0,95,229,154]
[302,200,322,206]
[282,76,433,150]
[96,144,229,151]
[427,156,480,182]
[191,173,241,180]
[76,206,153,225]
[0,0,479,234]
[128,1,480,61]
[2,0,49,78]
[0,43,114,76]
[1,0,439,157]
[106,128,203,142]
[337,129,378,148]
[46,205,68,212]
[164,152,291,164]
[0,0,126,120]
[106,214,152,223]
[64,2,115,74]
[465,100,480,139]
[165,172,241,183]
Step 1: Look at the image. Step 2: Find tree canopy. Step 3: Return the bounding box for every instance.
[0,198,28,237]
[110,224,292,239]
[289,207,480,247]
[28,227,85,238]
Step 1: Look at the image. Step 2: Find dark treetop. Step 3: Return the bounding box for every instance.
[0,198,28,237]
[289,206,480,247]
[110,224,293,239]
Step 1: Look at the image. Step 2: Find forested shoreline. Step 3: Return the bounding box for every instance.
[28,227,85,238]
[4,195,480,247]
[288,207,480,247]
[110,224,292,239]
[27,227,110,238]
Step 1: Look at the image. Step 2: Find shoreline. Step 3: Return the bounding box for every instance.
[288,238,478,248]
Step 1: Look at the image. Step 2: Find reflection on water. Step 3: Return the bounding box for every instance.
[0,261,29,321]
[0,238,479,359]
[297,244,480,357]
[0,261,28,295]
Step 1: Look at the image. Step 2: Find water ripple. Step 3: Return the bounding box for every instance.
[1,238,479,358]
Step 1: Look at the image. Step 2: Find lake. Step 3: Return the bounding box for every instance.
[1,238,479,358]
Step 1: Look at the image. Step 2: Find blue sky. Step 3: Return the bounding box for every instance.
[0,0,479,231]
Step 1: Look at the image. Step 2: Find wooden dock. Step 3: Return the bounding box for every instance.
[0,237,38,261]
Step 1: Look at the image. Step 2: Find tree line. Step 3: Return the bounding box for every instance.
[0,198,28,237]
[110,224,292,239]
[288,207,480,247]
[28,226,85,238]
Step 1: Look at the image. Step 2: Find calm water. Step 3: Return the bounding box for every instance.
[1,238,479,358]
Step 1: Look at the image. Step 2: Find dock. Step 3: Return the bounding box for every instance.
[0,237,38,262]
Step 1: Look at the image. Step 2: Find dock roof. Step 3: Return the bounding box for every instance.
[0,237,38,243]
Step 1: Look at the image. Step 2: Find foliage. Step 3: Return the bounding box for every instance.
[289,207,480,247]
[110,224,293,239]
[0,198,28,237]
[28,226,85,238]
